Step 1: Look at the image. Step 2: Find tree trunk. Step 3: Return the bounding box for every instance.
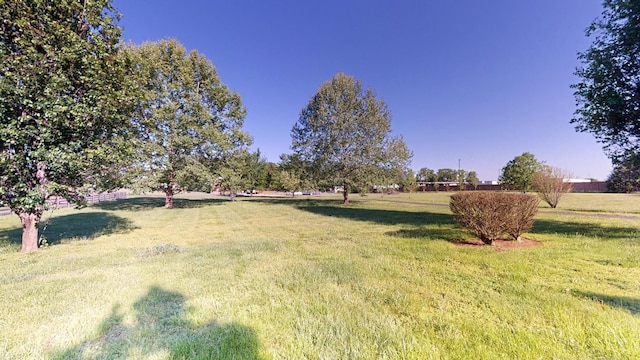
[343,183,349,205]
[164,188,174,208]
[19,212,40,252]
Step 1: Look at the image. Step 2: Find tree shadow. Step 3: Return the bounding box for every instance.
[297,204,455,227]
[49,286,263,359]
[0,211,136,247]
[291,201,469,243]
[93,196,227,211]
[533,219,639,240]
[573,290,640,316]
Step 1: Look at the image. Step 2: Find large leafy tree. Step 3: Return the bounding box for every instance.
[291,73,412,204]
[572,0,640,167]
[128,39,250,208]
[0,0,136,252]
[499,152,542,192]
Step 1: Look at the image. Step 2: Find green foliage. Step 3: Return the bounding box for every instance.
[0,0,137,250]
[242,149,268,191]
[499,152,542,192]
[436,168,457,182]
[213,149,250,200]
[450,192,539,244]
[402,169,418,192]
[572,0,640,165]
[126,39,251,206]
[291,73,412,204]
[417,167,436,182]
[465,171,480,188]
[606,159,640,193]
[277,153,314,193]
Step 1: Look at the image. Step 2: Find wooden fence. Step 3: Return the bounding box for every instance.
[0,191,127,217]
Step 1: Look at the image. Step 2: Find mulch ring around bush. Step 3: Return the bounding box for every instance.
[453,238,540,251]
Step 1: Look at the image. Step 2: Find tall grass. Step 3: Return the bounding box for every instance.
[0,193,638,359]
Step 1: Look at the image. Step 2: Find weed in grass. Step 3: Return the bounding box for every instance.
[137,243,183,258]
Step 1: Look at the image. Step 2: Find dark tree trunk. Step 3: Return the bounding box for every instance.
[164,188,174,208]
[343,183,350,205]
[19,212,40,252]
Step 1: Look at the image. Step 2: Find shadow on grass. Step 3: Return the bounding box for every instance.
[301,204,477,244]
[49,286,262,359]
[248,197,639,242]
[385,227,468,242]
[533,219,639,240]
[298,204,454,227]
[574,290,640,316]
[93,196,228,211]
[0,211,136,247]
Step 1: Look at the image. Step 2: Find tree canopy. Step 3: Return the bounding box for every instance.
[499,152,542,192]
[417,168,437,182]
[127,39,251,207]
[0,0,136,251]
[436,168,458,182]
[291,73,412,204]
[606,155,640,192]
[572,0,640,166]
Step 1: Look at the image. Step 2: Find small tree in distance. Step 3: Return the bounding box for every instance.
[499,152,542,192]
[465,171,480,190]
[532,166,573,208]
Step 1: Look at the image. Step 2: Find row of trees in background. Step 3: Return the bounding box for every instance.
[0,2,414,250]
[416,168,479,186]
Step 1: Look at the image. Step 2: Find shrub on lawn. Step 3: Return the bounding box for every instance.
[501,192,539,241]
[449,192,539,245]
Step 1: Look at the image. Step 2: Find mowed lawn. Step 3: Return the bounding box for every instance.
[0,192,638,359]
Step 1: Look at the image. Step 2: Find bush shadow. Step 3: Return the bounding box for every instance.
[0,211,136,246]
[93,196,227,211]
[533,219,639,240]
[573,290,640,316]
[384,227,467,243]
[49,286,263,359]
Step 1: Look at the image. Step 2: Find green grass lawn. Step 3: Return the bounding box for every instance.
[0,192,638,359]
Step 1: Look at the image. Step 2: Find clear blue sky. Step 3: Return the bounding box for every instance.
[113,0,612,181]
